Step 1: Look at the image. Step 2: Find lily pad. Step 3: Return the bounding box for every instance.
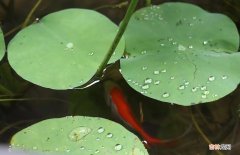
[8,9,124,90]
[0,28,5,61]
[121,3,240,106]
[11,116,148,155]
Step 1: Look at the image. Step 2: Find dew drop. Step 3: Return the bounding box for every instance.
[178,44,186,51]
[153,70,160,75]
[106,133,113,138]
[160,43,165,46]
[80,146,85,150]
[114,144,122,151]
[162,92,170,98]
[142,84,149,90]
[154,80,160,85]
[68,127,92,142]
[168,38,173,41]
[88,52,94,56]
[192,16,197,20]
[97,127,105,133]
[141,50,147,54]
[161,69,167,73]
[188,45,193,49]
[95,150,100,154]
[33,146,37,150]
[203,90,210,95]
[203,41,208,45]
[208,76,215,81]
[184,81,190,85]
[96,137,100,141]
[179,85,185,90]
[142,66,148,70]
[222,75,227,80]
[65,149,70,153]
[144,78,152,84]
[192,87,198,92]
[170,76,175,80]
[200,86,207,91]
[66,42,74,49]
[201,94,207,99]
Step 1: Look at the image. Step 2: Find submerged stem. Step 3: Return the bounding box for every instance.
[145,0,151,6]
[95,0,138,77]
[22,0,42,28]
[191,108,224,155]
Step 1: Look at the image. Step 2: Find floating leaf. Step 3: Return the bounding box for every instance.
[0,28,5,61]
[11,116,148,155]
[8,9,124,90]
[121,3,240,106]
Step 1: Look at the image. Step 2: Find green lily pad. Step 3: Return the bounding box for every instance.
[11,116,148,155]
[0,28,5,61]
[121,3,240,106]
[8,9,124,90]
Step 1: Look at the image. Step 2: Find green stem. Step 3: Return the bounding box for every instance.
[95,1,129,10]
[96,0,138,77]
[22,0,42,28]
[145,0,151,6]
[0,84,13,96]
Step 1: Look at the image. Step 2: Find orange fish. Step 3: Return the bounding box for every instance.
[109,86,176,147]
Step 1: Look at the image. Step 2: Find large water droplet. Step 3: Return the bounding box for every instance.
[144,78,152,84]
[114,144,122,151]
[162,92,170,98]
[68,127,91,142]
[97,127,105,133]
[208,76,215,81]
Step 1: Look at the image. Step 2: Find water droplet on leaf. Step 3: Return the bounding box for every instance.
[97,127,105,133]
[162,92,170,98]
[114,144,122,151]
[68,127,91,142]
[208,76,215,81]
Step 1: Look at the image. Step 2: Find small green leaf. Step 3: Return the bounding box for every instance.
[0,28,5,61]
[8,9,125,90]
[121,3,240,106]
[11,116,148,155]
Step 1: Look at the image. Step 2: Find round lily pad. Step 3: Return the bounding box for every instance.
[121,3,240,106]
[0,28,5,61]
[8,9,124,90]
[11,116,148,155]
